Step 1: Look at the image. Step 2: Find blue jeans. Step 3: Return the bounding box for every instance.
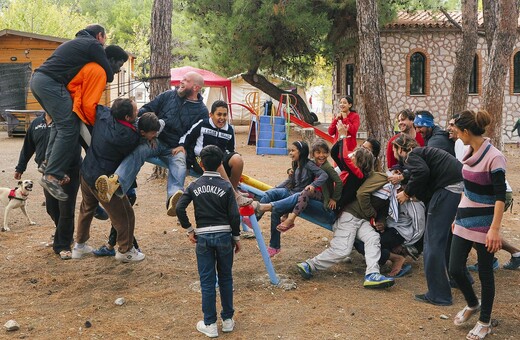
[30,72,79,179]
[115,140,186,201]
[196,232,234,325]
[260,189,336,249]
[423,188,461,305]
[259,188,293,249]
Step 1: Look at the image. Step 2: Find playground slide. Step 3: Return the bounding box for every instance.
[288,115,334,143]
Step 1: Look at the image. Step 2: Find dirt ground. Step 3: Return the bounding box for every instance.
[0,126,519,340]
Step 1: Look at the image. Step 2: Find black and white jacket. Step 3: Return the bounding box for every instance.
[176,171,240,240]
[179,118,235,156]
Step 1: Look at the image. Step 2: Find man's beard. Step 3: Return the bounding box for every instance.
[178,87,193,98]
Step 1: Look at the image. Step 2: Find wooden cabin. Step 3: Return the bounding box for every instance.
[0,29,135,134]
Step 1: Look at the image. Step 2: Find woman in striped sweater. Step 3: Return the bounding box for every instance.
[449,110,506,340]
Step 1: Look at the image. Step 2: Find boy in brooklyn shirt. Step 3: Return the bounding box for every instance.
[176,145,241,338]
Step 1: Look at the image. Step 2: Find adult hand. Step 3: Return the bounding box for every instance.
[188,231,197,244]
[485,229,502,253]
[327,199,337,210]
[172,146,185,156]
[234,240,241,254]
[14,172,22,180]
[388,173,402,185]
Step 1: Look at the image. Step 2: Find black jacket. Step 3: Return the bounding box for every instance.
[36,30,113,85]
[425,125,455,156]
[176,172,240,239]
[15,114,50,173]
[138,89,208,149]
[81,105,140,186]
[15,114,81,173]
[403,146,463,203]
[179,118,235,156]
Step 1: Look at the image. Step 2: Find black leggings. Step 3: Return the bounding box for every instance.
[449,234,495,323]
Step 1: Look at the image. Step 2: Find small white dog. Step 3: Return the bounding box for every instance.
[0,180,36,231]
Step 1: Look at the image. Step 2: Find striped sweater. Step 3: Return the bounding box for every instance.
[453,139,506,244]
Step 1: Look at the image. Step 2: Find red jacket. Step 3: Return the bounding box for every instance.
[328,110,360,151]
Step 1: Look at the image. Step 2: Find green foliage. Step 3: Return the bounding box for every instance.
[0,0,92,38]
[182,0,335,82]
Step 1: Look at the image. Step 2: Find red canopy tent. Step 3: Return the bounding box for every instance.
[170,66,232,116]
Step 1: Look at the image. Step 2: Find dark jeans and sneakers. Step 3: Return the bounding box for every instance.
[46,167,80,254]
[196,232,234,329]
[449,234,495,324]
[420,188,461,306]
[30,72,80,200]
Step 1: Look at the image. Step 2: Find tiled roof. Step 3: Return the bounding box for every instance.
[384,11,487,29]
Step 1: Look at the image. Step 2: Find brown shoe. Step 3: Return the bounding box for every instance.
[95,174,120,203]
[167,190,184,217]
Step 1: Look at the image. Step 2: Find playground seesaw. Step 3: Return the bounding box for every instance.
[146,157,334,285]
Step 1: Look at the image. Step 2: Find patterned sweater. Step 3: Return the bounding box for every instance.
[454,139,506,244]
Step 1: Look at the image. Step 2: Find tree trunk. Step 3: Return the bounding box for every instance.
[446,0,478,118]
[149,0,172,179]
[481,0,518,149]
[483,0,498,55]
[241,72,314,123]
[355,0,392,164]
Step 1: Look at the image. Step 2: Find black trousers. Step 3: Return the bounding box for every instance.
[48,166,80,253]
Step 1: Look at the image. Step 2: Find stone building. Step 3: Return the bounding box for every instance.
[333,11,520,142]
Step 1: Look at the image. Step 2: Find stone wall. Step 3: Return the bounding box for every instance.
[335,29,520,143]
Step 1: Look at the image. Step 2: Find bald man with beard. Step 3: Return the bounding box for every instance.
[96,71,209,216]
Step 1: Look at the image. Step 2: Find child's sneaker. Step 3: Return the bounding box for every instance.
[95,174,120,203]
[503,255,520,270]
[196,320,218,338]
[222,318,235,332]
[296,262,313,279]
[363,273,395,289]
[115,247,145,262]
[71,243,94,259]
[93,245,116,257]
[167,190,183,217]
[267,247,281,258]
[235,193,253,207]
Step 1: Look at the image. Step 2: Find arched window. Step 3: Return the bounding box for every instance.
[468,54,479,94]
[513,51,520,93]
[409,52,426,95]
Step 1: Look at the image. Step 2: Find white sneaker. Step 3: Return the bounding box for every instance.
[196,320,218,338]
[115,247,145,262]
[72,243,94,259]
[222,318,235,332]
